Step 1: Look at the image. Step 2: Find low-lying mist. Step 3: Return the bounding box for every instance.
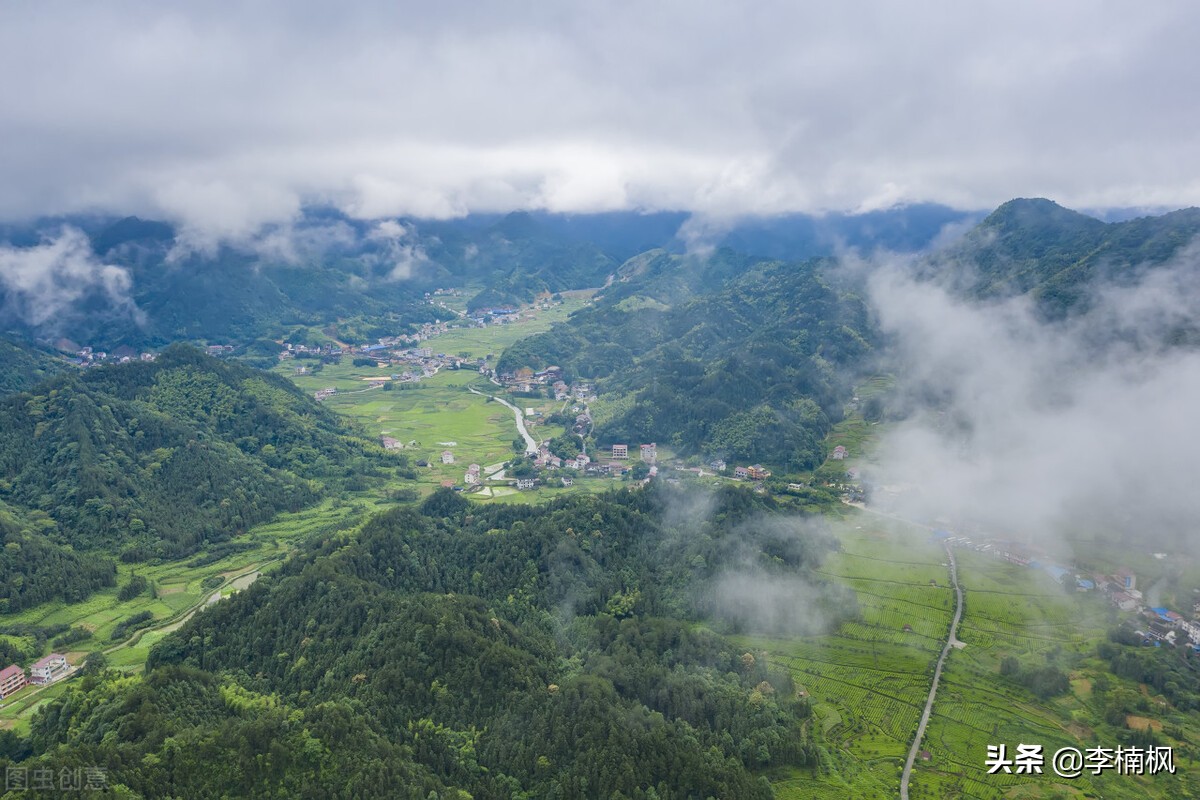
[864,245,1200,556]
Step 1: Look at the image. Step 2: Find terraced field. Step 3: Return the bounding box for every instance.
[908,549,1191,799]
[742,519,953,800]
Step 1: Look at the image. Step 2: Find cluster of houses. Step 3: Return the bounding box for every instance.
[0,654,70,698]
[733,464,772,481]
[935,530,1200,652]
[54,340,157,367]
[278,342,343,359]
[353,338,483,382]
[495,366,593,400]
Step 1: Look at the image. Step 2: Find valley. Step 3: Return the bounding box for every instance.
[2,199,1200,798]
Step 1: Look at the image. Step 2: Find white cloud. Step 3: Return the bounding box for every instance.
[0,228,142,329]
[0,1,1198,243]
[866,244,1200,553]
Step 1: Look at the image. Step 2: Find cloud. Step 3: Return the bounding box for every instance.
[365,220,428,280]
[0,227,142,330]
[2,2,1199,242]
[865,245,1200,554]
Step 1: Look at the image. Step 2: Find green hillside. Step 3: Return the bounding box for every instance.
[0,337,65,396]
[14,485,839,798]
[0,345,401,562]
[499,252,873,471]
[937,198,1200,314]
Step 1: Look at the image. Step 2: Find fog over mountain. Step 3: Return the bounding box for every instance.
[866,243,1200,553]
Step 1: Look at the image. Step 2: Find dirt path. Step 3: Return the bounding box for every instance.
[900,543,962,799]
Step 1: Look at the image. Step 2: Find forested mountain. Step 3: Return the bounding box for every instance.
[932,198,1200,314]
[0,345,400,562]
[500,252,874,471]
[6,485,846,798]
[0,205,969,349]
[0,337,64,396]
[0,501,116,613]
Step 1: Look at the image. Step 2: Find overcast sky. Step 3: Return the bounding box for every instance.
[3,1,1199,240]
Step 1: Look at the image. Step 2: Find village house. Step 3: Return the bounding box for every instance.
[464,464,481,485]
[571,454,590,470]
[831,445,848,460]
[516,478,536,490]
[747,465,771,480]
[640,443,657,463]
[734,466,750,480]
[561,476,574,487]
[0,664,26,697]
[30,653,69,686]
[441,450,455,465]
[313,388,337,401]
[380,436,402,450]
[1112,592,1139,612]
[709,459,727,472]
[611,444,628,459]
[1114,568,1136,592]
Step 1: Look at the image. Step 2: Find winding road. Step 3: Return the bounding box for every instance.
[468,386,538,453]
[900,543,963,799]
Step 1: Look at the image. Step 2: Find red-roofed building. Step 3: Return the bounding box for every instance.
[831,445,848,460]
[0,664,26,697]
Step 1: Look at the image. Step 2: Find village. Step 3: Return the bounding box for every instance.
[931,529,1200,654]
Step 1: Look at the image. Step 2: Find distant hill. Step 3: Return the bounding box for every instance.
[0,205,973,348]
[0,337,65,395]
[932,198,1200,314]
[499,250,873,471]
[0,345,401,561]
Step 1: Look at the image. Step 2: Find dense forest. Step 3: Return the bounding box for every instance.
[0,337,64,396]
[0,204,971,350]
[929,198,1200,315]
[499,253,874,471]
[4,485,852,798]
[0,345,402,563]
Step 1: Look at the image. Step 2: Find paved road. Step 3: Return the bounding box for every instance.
[468,386,537,453]
[900,543,962,799]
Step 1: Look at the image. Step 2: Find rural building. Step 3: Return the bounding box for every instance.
[709,459,727,472]
[747,465,771,480]
[640,443,657,463]
[464,465,481,485]
[441,450,455,464]
[734,466,750,479]
[561,476,574,487]
[1115,568,1136,591]
[516,478,536,490]
[611,444,628,459]
[1112,592,1139,612]
[30,654,68,685]
[380,436,402,450]
[831,445,848,460]
[0,664,26,697]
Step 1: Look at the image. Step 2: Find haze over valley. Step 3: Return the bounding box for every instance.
[2,3,1200,798]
